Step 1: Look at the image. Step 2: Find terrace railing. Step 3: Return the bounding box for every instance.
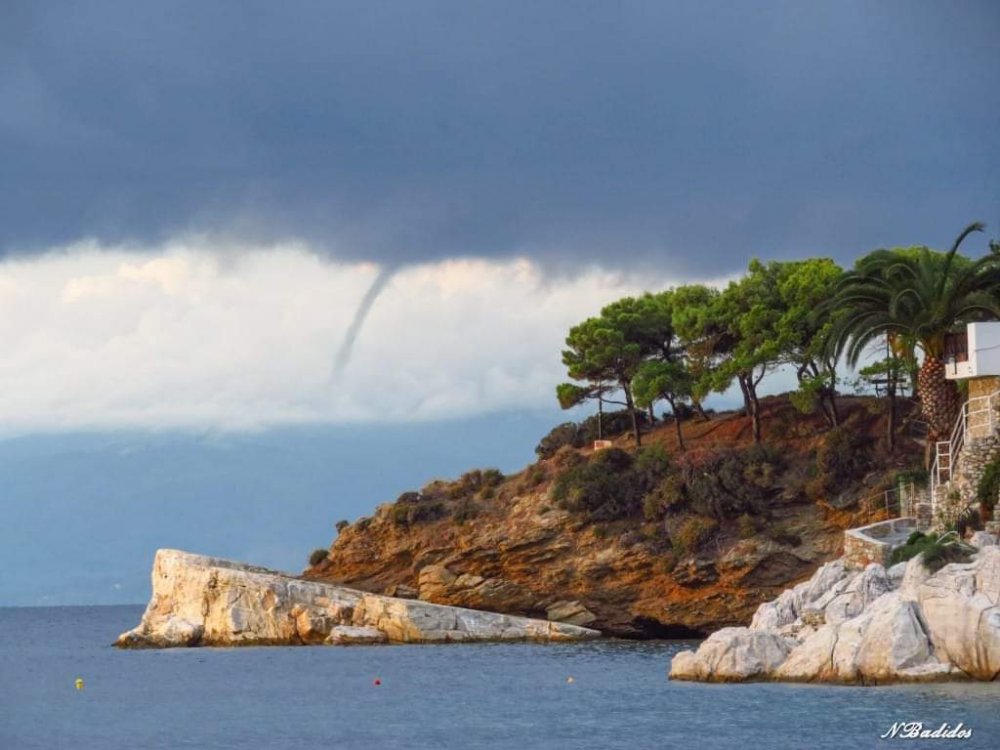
[856,482,918,526]
[929,389,1000,504]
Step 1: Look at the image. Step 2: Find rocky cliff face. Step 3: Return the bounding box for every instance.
[116,549,599,648]
[669,532,1000,683]
[306,399,919,637]
[309,497,837,638]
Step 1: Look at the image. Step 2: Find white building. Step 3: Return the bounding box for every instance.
[944,321,1000,381]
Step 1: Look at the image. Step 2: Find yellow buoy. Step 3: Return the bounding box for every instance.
[74,677,84,690]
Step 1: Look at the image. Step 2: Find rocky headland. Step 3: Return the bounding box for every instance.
[116,549,599,648]
[306,397,920,637]
[669,532,1000,683]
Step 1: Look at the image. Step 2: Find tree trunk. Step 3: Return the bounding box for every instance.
[596,394,603,441]
[825,361,840,427]
[648,404,656,425]
[667,396,685,450]
[738,375,752,414]
[887,380,896,454]
[693,399,711,421]
[826,390,840,427]
[740,373,762,443]
[918,354,959,444]
[624,386,642,447]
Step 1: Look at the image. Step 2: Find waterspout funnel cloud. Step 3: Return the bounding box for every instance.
[332,265,397,377]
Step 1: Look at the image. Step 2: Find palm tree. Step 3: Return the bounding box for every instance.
[830,222,1000,446]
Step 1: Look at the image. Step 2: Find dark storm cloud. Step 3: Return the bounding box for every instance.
[1,0,998,273]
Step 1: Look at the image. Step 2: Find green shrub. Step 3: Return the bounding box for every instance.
[535,422,584,459]
[737,514,759,539]
[553,446,668,521]
[445,468,504,499]
[814,427,874,495]
[453,498,479,524]
[593,524,609,539]
[552,444,584,470]
[660,551,679,574]
[765,524,802,547]
[354,517,372,531]
[391,495,447,526]
[921,537,975,572]
[527,466,547,486]
[481,468,505,487]
[308,548,329,566]
[534,410,648,458]
[976,455,1000,513]
[643,474,685,520]
[390,504,411,526]
[889,530,975,571]
[672,516,718,554]
[409,501,446,524]
[634,444,671,478]
[335,519,350,533]
[680,445,783,520]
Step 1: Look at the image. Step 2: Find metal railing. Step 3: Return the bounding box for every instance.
[856,482,918,526]
[930,390,1000,503]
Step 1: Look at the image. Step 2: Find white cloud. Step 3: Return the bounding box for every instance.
[0,238,726,432]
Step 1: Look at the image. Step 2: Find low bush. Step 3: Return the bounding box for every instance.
[976,456,1000,517]
[672,516,718,555]
[659,551,679,574]
[889,531,975,571]
[448,468,506,499]
[453,498,479,524]
[642,474,685,520]
[390,495,447,526]
[535,422,584,459]
[765,524,802,547]
[535,410,649,458]
[335,519,350,534]
[308,548,329,566]
[737,514,759,539]
[814,427,874,496]
[679,445,783,520]
[553,445,671,521]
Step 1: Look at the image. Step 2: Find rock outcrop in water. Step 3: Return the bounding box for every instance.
[669,533,1000,683]
[116,549,600,648]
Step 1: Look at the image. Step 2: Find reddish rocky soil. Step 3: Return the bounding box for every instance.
[305,395,923,637]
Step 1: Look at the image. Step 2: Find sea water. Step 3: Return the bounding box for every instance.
[2,605,999,749]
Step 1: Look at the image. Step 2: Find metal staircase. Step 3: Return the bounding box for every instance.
[927,390,1000,524]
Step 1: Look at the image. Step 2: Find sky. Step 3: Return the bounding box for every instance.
[0,1,998,604]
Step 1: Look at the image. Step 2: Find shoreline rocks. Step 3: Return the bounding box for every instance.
[116,549,600,648]
[670,536,1000,684]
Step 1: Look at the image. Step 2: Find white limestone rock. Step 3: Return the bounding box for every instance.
[898,555,932,601]
[116,549,600,648]
[853,593,938,681]
[823,564,891,625]
[668,628,795,682]
[671,547,1000,684]
[774,625,838,681]
[918,547,1000,680]
[970,531,998,549]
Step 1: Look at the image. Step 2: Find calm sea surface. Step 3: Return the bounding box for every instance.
[2,605,999,749]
